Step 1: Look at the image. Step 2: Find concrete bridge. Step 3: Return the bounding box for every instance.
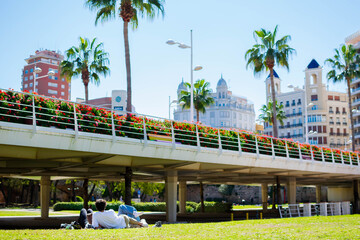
[0,90,359,222]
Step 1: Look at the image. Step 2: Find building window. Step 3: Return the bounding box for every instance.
[62,78,65,82]
[61,92,65,96]
[55,77,58,80]
[25,70,28,74]
[48,89,58,95]
[311,95,318,101]
[24,77,28,81]
[334,96,340,101]
[24,84,28,88]
[61,85,65,89]
[328,95,333,100]
[311,105,318,110]
[30,76,33,80]
[30,68,33,73]
[48,82,58,87]
[298,107,302,113]
[29,83,33,87]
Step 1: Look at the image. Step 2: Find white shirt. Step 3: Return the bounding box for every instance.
[93,209,126,229]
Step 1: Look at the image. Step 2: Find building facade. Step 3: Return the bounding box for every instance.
[264,60,351,149]
[346,30,360,150]
[173,76,256,131]
[22,50,70,100]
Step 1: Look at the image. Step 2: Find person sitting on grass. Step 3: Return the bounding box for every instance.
[91,199,147,229]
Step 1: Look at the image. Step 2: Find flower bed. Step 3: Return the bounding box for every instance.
[0,89,359,165]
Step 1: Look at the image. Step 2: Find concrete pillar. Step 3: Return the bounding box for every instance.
[261,183,268,212]
[165,170,178,223]
[316,185,321,203]
[303,203,311,217]
[178,181,187,214]
[353,180,359,213]
[40,176,51,219]
[287,177,296,204]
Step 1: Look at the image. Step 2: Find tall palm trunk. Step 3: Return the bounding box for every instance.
[196,110,200,122]
[347,78,356,151]
[124,21,132,112]
[269,67,278,138]
[82,70,90,103]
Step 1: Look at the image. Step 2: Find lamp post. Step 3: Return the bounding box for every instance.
[169,97,178,119]
[288,84,314,143]
[166,30,203,122]
[33,67,55,93]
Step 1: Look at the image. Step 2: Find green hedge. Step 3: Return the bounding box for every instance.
[53,201,231,213]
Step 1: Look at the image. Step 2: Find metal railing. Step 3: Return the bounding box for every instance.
[0,88,359,167]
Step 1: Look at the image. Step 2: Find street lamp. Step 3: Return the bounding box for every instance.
[166,30,203,122]
[345,139,352,151]
[288,84,313,143]
[33,67,55,93]
[169,96,184,119]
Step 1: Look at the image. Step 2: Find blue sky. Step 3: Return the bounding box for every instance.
[0,0,359,119]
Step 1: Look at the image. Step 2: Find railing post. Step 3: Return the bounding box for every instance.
[341,151,344,165]
[237,132,242,156]
[298,142,302,160]
[195,125,200,151]
[218,129,222,154]
[171,121,175,149]
[331,149,335,164]
[321,148,325,162]
[285,140,289,159]
[349,153,353,166]
[32,95,36,134]
[73,102,79,139]
[255,135,259,158]
[357,154,360,166]
[271,138,275,159]
[310,145,314,161]
[110,108,115,142]
[142,116,147,146]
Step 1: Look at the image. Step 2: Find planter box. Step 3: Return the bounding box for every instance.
[147,133,172,142]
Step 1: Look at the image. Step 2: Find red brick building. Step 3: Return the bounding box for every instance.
[22,50,70,100]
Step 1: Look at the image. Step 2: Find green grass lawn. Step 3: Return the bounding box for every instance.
[0,215,359,239]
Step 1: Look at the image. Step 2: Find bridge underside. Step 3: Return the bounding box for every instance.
[0,143,358,186]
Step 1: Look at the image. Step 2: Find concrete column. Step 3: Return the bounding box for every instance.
[261,183,268,212]
[303,203,311,217]
[40,176,51,219]
[287,177,296,204]
[316,185,321,203]
[165,170,178,223]
[178,181,187,214]
[353,180,359,213]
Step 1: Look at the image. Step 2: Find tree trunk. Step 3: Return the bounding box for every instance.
[106,181,113,201]
[125,167,132,205]
[276,176,281,206]
[269,67,278,138]
[89,183,96,198]
[52,180,58,205]
[28,180,34,205]
[196,110,200,122]
[271,184,276,209]
[84,82,89,104]
[123,21,132,112]
[0,179,8,206]
[83,179,89,209]
[347,78,356,151]
[71,180,76,202]
[200,182,205,213]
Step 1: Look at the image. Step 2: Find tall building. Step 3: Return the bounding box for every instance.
[264,60,350,149]
[173,76,256,131]
[345,30,360,150]
[22,50,70,100]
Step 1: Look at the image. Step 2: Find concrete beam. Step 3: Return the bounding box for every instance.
[165,170,178,223]
[179,181,187,214]
[40,176,51,219]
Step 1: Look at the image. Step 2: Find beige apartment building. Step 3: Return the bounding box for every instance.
[264,59,351,149]
[345,30,360,150]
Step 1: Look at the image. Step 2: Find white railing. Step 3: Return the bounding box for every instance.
[0,88,359,167]
[279,202,351,218]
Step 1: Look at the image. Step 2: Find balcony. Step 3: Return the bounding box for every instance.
[336,111,340,114]
[297,101,302,105]
[285,112,302,117]
[329,110,334,114]
[291,103,296,106]
[279,123,303,129]
[352,98,360,106]
[329,121,334,124]
[285,104,290,107]
[343,122,348,125]
[336,122,341,125]
[351,87,360,95]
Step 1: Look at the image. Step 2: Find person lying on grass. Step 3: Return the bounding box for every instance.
[79,199,148,229]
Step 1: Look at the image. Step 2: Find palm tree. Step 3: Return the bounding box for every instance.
[325,44,360,152]
[245,25,295,138]
[258,100,287,127]
[60,37,110,103]
[86,0,165,112]
[179,79,215,122]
